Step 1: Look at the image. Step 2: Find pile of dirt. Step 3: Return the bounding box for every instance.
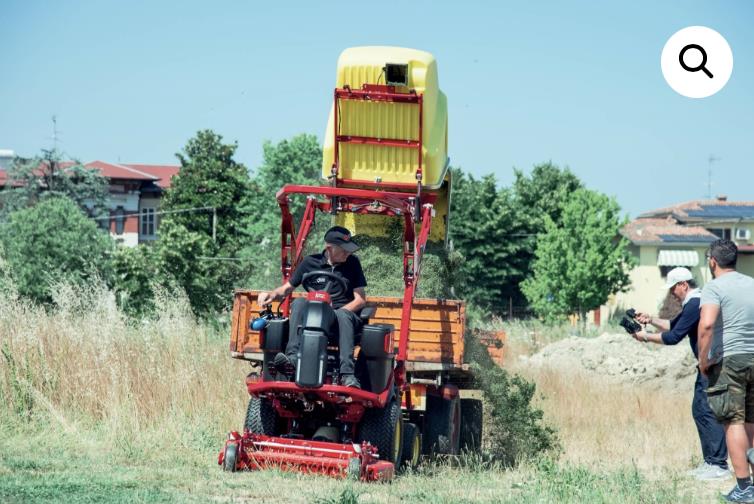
[521,332,698,392]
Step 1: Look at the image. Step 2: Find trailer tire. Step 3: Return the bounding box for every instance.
[358,397,403,465]
[423,394,461,455]
[460,399,483,452]
[400,422,421,470]
[244,396,278,436]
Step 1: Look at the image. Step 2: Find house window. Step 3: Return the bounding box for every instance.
[140,208,155,238]
[114,207,125,235]
[708,228,732,240]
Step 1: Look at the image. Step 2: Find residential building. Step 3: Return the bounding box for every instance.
[616,197,754,314]
[0,159,180,246]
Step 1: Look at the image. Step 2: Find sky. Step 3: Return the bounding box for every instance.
[1,0,753,218]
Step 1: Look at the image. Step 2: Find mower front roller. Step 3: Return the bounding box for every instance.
[219,431,394,481]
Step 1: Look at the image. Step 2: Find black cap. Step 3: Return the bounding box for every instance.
[324,226,359,253]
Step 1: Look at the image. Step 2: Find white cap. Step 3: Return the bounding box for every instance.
[664,267,693,289]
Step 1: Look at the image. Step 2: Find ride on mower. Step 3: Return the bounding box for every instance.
[219,46,486,481]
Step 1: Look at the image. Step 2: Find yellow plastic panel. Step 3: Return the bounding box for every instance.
[322,47,449,188]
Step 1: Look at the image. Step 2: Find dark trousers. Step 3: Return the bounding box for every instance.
[693,370,729,468]
[284,298,362,375]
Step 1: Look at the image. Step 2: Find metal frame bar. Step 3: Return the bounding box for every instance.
[274,184,435,388]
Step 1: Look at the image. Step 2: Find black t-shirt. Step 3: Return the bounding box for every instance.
[289,251,367,309]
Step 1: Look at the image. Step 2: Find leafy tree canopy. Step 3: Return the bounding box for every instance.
[521,188,635,322]
[162,129,253,256]
[0,197,113,304]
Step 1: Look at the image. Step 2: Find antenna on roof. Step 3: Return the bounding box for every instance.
[52,114,59,151]
[707,154,721,199]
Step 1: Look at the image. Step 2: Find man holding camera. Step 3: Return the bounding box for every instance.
[698,239,754,503]
[631,266,729,480]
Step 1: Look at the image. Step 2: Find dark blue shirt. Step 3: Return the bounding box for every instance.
[661,296,701,359]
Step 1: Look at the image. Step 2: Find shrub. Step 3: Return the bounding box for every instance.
[465,320,559,466]
[0,197,113,304]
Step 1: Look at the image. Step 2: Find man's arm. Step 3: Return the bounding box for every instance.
[659,305,697,346]
[631,330,664,344]
[258,282,295,307]
[698,303,720,375]
[636,312,670,331]
[340,287,366,313]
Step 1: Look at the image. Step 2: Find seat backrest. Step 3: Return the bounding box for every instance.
[359,304,377,323]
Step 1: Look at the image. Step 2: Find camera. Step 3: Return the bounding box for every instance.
[619,308,643,334]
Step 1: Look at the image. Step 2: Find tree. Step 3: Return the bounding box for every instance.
[512,161,582,230]
[112,244,159,316]
[162,129,253,254]
[0,197,113,304]
[521,188,635,323]
[153,220,221,314]
[155,130,256,314]
[244,134,322,237]
[448,169,532,312]
[242,134,323,288]
[0,149,109,221]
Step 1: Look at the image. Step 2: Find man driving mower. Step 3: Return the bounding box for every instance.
[257,226,367,389]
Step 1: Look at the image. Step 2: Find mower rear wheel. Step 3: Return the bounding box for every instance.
[400,422,421,469]
[244,396,278,435]
[358,397,403,465]
[222,443,238,472]
[423,394,461,455]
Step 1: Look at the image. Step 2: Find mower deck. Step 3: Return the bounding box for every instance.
[219,431,394,481]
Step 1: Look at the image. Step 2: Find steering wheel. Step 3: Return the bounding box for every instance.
[301,270,348,300]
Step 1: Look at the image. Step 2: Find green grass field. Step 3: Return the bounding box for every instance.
[0,423,707,504]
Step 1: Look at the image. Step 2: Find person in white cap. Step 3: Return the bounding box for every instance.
[631,267,730,481]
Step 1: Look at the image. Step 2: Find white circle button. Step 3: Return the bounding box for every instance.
[661,26,733,99]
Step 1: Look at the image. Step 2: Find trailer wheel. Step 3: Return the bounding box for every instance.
[244,396,278,435]
[460,399,483,452]
[423,394,461,455]
[400,422,421,469]
[358,398,403,465]
[222,443,238,472]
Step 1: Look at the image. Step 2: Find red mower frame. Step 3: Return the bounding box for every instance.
[219,84,441,480]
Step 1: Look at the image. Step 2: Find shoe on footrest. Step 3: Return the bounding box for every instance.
[340,374,361,389]
[273,352,295,376]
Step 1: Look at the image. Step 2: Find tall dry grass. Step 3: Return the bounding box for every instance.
[507,345,700,473]
[0,281,249,465]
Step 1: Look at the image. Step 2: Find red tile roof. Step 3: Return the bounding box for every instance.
[0,160,180,189]
[122,164,180,189]
[85,160,158,181]
[621,217,717,245]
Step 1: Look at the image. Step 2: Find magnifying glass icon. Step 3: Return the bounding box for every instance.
[679,44,713,78]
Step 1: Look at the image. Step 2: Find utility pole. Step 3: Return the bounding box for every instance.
[212,207,217,242]
[707,154,721,199]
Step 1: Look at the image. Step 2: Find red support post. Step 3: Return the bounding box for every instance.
[395,204,433,387]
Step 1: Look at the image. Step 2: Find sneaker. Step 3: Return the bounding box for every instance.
[694,463,730,481]
[723,484,754,503]
[341,374,361,389]
[273,352,295,376]
[686,462,707,476]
